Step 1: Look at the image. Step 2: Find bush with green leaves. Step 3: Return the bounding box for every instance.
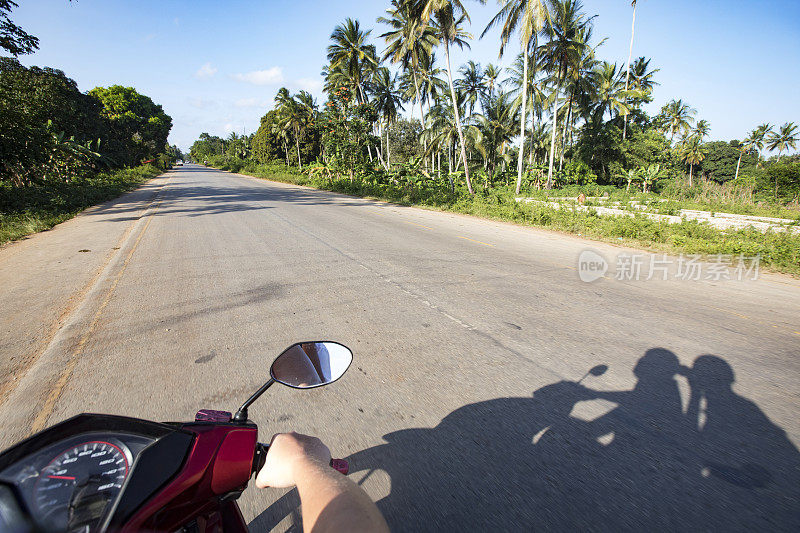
[319,86,377,178]
[559,160,598,187]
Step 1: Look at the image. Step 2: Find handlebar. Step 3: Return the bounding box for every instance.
[252,443,349,476]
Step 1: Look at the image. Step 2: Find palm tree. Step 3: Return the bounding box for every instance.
[421,0,480,194]
[591,61,631,122]
[505,51,548,170]
[483,63,503,97]
[456,60,485,116]
[662,99,696,143]
[733,130,758,182]
[679,136,705,187]
[557,23,599,169]
[327,18,379,105]
[694,119,710,141]
[473,91,520,176]
[372,67,404,168]
[379,1,437,127]
[628,57,658,94]
[482,0,549,193]
[417,52,448,114]
[766,122,798,160]
[766,122,798,198]
[540,0,592,188]
[749,123,772,164]
[622,0,637,139]
[274,88,313,169]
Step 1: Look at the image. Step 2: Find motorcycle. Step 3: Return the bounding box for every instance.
[0,341,353,532]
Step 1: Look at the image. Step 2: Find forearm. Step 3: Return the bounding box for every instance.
[295,460,389,533]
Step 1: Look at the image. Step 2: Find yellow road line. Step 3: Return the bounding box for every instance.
[457,235,494,247]
[30,201,161,435]
[711,306,750,320]
[404,220,433,230]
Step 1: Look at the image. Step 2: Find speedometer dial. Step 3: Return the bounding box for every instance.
[33,441,129,529]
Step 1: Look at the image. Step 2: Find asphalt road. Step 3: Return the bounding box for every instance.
[1,164,798,531]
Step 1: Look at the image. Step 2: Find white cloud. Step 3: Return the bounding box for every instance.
[294,77,323,93]
[232,67,284,86]
[223,123,235,133]
[189,97,216,109]
[234,98,270,108]
[195,62,218,79]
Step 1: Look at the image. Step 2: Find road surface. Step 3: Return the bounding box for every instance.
[1,164,798,531]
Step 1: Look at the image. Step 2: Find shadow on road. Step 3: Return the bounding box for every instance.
[90,166,375,222]
[250,348,799,532]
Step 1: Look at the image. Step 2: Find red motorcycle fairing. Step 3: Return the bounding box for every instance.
[0,413,260,533]
[122,422,258,532]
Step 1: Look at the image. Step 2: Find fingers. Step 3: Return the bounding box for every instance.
[256,432,331,489]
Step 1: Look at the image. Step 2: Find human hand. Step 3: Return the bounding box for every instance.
[255,432,331,489]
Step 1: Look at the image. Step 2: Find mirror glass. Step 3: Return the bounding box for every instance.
[271,342,353,389]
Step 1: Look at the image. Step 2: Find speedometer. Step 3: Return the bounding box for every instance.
[33,441,129,529]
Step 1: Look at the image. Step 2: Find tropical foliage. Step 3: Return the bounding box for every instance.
[192,0,798,204]
[0,58,175,186]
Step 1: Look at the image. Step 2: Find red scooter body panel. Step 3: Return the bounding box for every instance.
[121,422,257,532]
[212,429,258,494]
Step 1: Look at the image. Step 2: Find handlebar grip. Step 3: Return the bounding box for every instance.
[252,443,268,475]
[253,443,349,476]
[330,458,349,475]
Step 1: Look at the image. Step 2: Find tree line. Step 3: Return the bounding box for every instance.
[0,1,178,187]
[190,0,798,202]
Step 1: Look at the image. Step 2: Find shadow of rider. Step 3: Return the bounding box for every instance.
[251,349,800,532]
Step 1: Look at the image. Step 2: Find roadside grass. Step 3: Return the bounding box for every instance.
[208,160,800,276]
[0,164,163,246]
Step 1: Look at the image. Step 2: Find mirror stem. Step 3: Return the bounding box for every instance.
[232,379,275,423]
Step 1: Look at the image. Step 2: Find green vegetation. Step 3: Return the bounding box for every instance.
[0,1,177,242]
[202,157,798,275]
[0,164,162,245]
[190,0,799,273]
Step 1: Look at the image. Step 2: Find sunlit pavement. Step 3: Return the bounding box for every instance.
[1,164,798,531]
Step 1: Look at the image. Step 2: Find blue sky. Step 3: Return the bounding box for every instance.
[12,0,800,152]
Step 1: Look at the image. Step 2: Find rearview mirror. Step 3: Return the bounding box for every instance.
[271,342,353,389]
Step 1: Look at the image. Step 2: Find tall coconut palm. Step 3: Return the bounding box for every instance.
[767,122,798,160]
[372,67,404,168]
[766,122,798,197]
[622,0,637,139]
[456,60,485,116]
[379,1,437,126]
[420,0,482,194]
[473,91,520,176]
[558,24,599,166]
[540,0,592,188]
[327,18,379,105]
[524,121,551,166]
[734,129,758,182]
[679,135,705,187]
[591,61,631,122]
[749,123,773,163]
[417,52,448,113]
[484,63,503,97]
[482,0,549,193]
[662,99,696,143]
[274,88,297,167]
[628,56,658,94]
[694,119,710,141]
[275,88,315,169]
